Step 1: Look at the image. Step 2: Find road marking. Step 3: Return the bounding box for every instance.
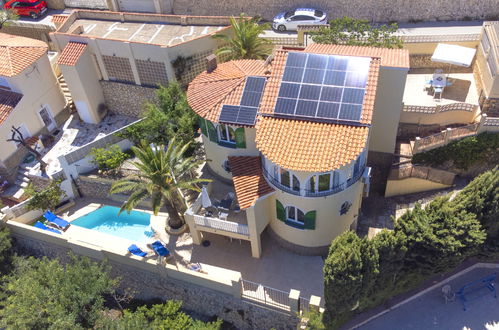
[128,23,146,41]
[84,24,97,34]
[148,25,164,43]
[201,26,210,35]
[168,26,194,46]
[102,22,128,39]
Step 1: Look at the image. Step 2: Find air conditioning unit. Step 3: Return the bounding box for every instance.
[362,167,371,197]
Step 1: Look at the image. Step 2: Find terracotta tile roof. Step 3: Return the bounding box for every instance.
[57,42,87,66]
[24,136,39,147]
[52,14,69,25]
[305,44,410,69]
[0,33,48,77]
[259,50,381,125]
[0,89,23,125]
[255,117,369,172]
[228,156,274,209]
[187,60,268,123]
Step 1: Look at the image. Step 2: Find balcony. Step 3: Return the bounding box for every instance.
[261,167,300,196]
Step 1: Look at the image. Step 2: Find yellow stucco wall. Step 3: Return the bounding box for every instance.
[0,56,66,162]
[399,108,478,126]
[202,127,259,180]
[369,67,408,154]
[268,179,364,248]
[385,177,451,197]
[403,41,479,55]
[476,44,499,99]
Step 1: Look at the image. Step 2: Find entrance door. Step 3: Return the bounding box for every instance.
[38,106,56,131]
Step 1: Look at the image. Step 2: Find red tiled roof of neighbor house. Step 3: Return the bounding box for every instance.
[305,44,410,68]
[255,117,369,172]
[0,33,48,77]
[0,89,23,125]
[57,42,87,66]
[187,60,268,123]
[228,156,274,209]
[51,14,69,25]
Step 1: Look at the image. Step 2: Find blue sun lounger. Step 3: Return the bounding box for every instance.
[43,211,70,231]
[151,240,171,257]
[34,221,61,234]
[128,244,148,257]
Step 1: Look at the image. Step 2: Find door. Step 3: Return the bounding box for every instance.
[118,0,156,13]
[38,106,56,131]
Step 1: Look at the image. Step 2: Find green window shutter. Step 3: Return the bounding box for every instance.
[276,200,285,222]
[235,127,246,148]
[206,121,218,143]
[199,117,208,136]
[304,211,316,230]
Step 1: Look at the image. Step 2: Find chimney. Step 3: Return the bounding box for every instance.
[206,54,217,73]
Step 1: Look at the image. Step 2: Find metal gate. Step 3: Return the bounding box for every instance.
[118,0,156,13]
[64,0,108,9]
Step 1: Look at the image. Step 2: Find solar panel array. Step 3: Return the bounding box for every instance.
[274,52,371,122]
[219,76,266,126]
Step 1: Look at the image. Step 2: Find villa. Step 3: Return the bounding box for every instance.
[185,45,410,257]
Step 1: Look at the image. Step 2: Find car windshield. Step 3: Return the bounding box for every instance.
[284,11,294,19]
[314,10,324,17]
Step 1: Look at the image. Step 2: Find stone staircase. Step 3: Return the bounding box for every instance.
[58,75,76,113]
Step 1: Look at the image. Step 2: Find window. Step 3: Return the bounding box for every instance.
[307,171,340,194]
[275,167,300,192]
[0,77,10,90]
[286,206,305,224]
[318,173,330,192]
[218,124,236,143]
[284,11,295,19]
[280,168,290,187]
[314,10,324,17]
[291,15,314,21]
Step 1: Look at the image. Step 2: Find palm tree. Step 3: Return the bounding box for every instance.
[213,14,272,60]
[110,140,210,229]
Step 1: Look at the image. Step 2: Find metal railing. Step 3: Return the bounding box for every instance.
[261,167,301,196]
[299,296,311,313]
[193,214,250,236]
[388,165,455,185]
[241,279,291,311]
[403,103,477,114]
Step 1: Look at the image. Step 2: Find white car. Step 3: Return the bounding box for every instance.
[272,8,327,32]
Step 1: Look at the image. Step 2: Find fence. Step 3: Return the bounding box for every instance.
[241,279,291,311]
[388,165,455,185]
[193,214,250,237]
[402,103,477,114]
[412,123,479,154]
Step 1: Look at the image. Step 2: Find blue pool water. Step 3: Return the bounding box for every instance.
[71,206,154,242]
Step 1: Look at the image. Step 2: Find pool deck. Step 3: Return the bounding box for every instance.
[59,197,324,299]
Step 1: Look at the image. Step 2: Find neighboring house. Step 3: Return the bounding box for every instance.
[0,33,67,184]
[50,10,231,124]
[476,21,499,116]
[185,45,409,257]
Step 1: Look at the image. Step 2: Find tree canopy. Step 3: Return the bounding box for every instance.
[0,9,19,29]
[213,14,272,60]
[310,17,403,49]
[25,179,67,212]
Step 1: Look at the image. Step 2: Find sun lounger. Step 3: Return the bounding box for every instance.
[151,240,171,257]
[34,221,61,234]
[128,244,148,257]
[43,211,70,231]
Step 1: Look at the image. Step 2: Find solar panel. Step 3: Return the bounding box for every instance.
[240,91,262,107]
[219,105,240,123]
[276,52,371,122]
[219,105,258,126]
[237,106,258,125]
[244,76,266,92]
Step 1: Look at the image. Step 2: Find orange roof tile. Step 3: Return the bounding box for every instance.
[229,156,274,209]
[57,42,87,66]
[0,89,22,125]
[187,60,267,123]
[52,14,69,25]
[255,117,369,172]
[305,44,409,68]
[0,33,48,77]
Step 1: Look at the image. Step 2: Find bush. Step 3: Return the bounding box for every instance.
[412,132,499,169]
[90,145,128,173]
[25,179,66,212]
[0,225,12,274]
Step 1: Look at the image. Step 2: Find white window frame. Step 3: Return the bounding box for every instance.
[37,104,56,131]
[285,205,305,225]
[217,123,236,144]
[307,171,340,193]
[0,77,10,91]
[273,165,300,192]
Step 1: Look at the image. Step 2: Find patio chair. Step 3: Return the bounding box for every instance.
[433,87,444,101]
[34,221,61,234]
[150,240,172,259]
[442,284,455,303]
[43,211,70,231]
[128,244,148,257]
[424,79,433,91]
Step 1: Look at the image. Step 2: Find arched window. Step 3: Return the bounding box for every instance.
[286,206,305,224]
[273,166,300,192]
[218,124,236,143]
[306,171,340,193]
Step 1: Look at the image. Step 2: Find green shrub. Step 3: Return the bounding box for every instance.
[412,132,499,169]
[25,179,66,212]
[90,145,128,173]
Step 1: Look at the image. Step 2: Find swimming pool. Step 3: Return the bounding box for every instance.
[71,206,154,242]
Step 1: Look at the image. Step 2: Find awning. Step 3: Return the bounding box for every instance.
[431,43,477,67]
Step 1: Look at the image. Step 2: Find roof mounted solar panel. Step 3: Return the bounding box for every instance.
[237,106,258,125]
[219,105,240,124]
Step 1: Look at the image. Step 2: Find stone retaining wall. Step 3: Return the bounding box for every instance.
[171,0,499,22]
[100,81,159,118]
[9,223,299,330]
[76,175,113,198]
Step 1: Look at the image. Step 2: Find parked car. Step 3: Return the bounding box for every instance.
[3,0,48,19]
[272,8,327,32]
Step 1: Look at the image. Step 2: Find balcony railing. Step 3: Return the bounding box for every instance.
[193,214,250,237]
[261,167,301,196]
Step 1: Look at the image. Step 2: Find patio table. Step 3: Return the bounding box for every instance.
[432,75,446,88]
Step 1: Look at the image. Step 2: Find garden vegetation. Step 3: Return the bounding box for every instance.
[323,168,499,329]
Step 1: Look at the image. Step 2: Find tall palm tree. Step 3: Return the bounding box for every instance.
[213,14,272,60]
[110,140,210,229]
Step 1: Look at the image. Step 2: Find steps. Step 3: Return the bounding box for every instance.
[392,141,413,167]
[57,75,76,113]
